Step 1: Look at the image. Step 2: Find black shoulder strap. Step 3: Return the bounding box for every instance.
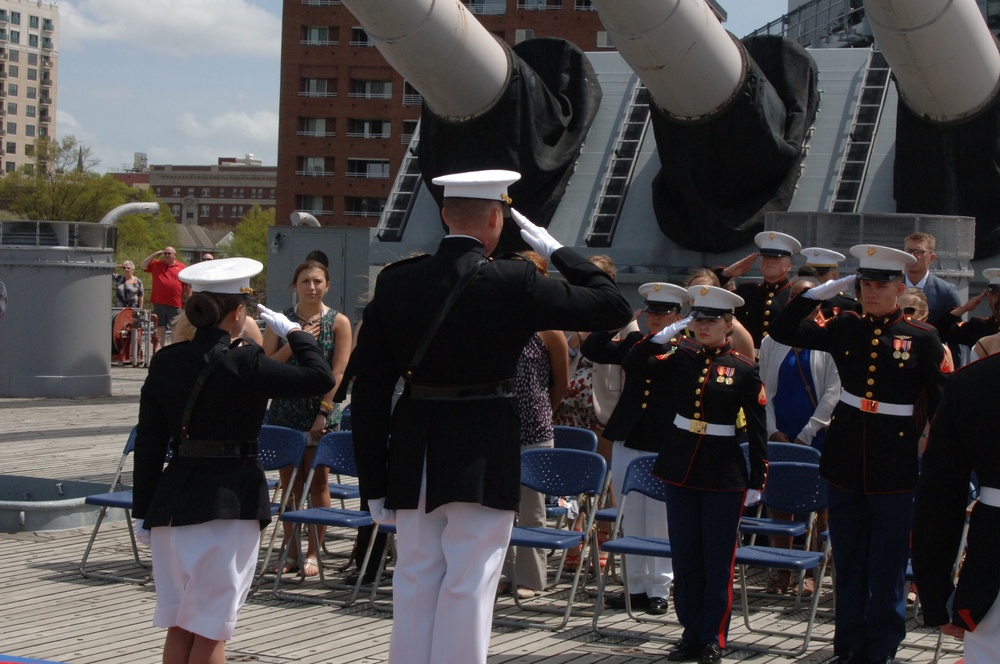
[404,258,488,383]
[181,339,232,440]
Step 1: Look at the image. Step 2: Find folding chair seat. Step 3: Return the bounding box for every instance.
[731,461,831,658]
[494,448,607,630]
[254,424,309,586]
[592,453,682,637]
[272,431,388,606]
[79,426,152,584]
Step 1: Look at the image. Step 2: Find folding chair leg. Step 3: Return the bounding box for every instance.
[79,507,152,585]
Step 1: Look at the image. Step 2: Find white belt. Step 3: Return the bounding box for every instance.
[673,414,736,437]
[839,390,914,417]
[979,487,1000,508]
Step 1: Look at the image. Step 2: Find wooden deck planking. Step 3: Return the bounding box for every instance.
[0,366,962,663]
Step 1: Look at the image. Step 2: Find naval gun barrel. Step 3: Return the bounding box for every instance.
[591,0,820,253]
[341,0,602,245]
[866,0,1000,257]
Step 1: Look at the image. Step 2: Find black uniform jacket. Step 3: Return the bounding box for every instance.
[935,311,999,349]
[771,296,946,493]
[819,292,861,320]
[351,237,631,513]
[735,276,791,349]
[581,330,674,452]
[649,339,768,491]
[134,328,335,529]
[913,354,1000,631]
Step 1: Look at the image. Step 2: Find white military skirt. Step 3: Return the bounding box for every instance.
[150,519,261,641]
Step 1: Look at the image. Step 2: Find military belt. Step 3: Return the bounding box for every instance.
[840,390,914,417]
[673,414,736,437]
[408,381,514,401]
[176,440,258,458]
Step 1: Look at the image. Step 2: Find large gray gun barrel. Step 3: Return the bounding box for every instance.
[592,0,820,253]
[341,0,602,249]
[866,0,1000,257]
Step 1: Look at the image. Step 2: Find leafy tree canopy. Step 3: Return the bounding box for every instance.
[228,204,275,298]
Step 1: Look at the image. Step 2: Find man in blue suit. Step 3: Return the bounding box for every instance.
[903,232,961,328]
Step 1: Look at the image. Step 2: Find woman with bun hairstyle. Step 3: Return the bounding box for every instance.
[133,257,334,664]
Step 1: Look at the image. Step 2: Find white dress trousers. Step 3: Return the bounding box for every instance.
[388,470,515,664]
[611,441,673,599]
[963,586,1000,664]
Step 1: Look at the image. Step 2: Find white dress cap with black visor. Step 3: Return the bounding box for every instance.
[638,282,689,314]
[849,245,916,282]
[179,257,263,295]
[754,231,802,257]
[687,285,745,319]
[801,247,846,268]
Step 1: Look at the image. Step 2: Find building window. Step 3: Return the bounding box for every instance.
[347,158,390,179]
[0,29,6,41]
[269,189,275,199]
[7,65,17,77]
[24,124,34,137]
[302,26,336,45]
[296,195,328,214]
[5,122,15,135]
[42,19,53,32]
[218,205,225,217]
[218,187,226,197]
[27,53,36,66]
[172,187,180,196]
[28,34,37,47]
[24,143,34,156]
[200,205,210,218]
[155,187,162,197]
[25,105,34,118]
[299,117,334,136]
[597,31,615,48]
[348,118,390,139]
[402,81,422,106]
[518,0,562,7]
[6,102,15,115]
[5,142,15,154]
[238,188,245,197]
[7,50,18,63]
[231,205,238,217]
[350,27,373,46]
[515,29,535,43]
[41,37,52,50]
[27,68,36,81]
[26,86,35,99]
[401,119,418,144]
[8,30,18,44]
[301,78,335,97]
[7,83,17,96]
[299,156,330,175]
[464,0,507,15]
[350,79,392,99]
[29,15,38,29]
[5,162,14,174]
[171,204,181,217]
[10,12,19,25]
[345,196,387,217]
[0,10,6,22]
[38,126,46,137]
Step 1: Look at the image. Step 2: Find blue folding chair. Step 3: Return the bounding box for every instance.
[272,431,387,606]
[254,424,309,587]
[552,425,598,452]
[592,454,676,636]
[79,426,151,584]
[495,448,607,630]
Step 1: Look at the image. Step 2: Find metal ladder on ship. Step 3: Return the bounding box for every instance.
[829,48,892,213]
[376,120,423,242]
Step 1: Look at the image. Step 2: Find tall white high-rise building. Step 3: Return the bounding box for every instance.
[0,0,57,175]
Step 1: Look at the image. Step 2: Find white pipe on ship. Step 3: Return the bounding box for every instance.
[340,0,509,121]
[865,0,1000,122]
[99,202,160,225]
[591,0,746,120]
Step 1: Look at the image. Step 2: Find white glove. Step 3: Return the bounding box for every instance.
[135,519,151,547]
[802,274,857,301]
[511,208,561,260]
[743,489,762,507]
[368,497,396,526]
[258,304,302,340]
[650,315,694,345]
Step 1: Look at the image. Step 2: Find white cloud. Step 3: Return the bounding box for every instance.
[59,0,281,58]
[176,110,278,143]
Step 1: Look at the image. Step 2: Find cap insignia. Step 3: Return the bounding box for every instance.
[500,193,512,205]
[769,232,776,240]
[653,283,662,291]
[700,286,710,296]
[867,246,878,256]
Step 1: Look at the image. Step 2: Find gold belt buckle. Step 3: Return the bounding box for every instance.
[689,419,708,435]
[860,398,879,414]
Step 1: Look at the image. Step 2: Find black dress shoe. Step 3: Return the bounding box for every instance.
[646,596,669,615]
[867,657,895,664]
[699,642,722,664]
[666,640,701,662]
[834,654,859,664]
[604,592,649,610]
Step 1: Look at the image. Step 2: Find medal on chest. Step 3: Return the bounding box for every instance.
[716,365,734,385]
[892,337,912,360]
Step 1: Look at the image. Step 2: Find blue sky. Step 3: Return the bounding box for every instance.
[55,0,789,171]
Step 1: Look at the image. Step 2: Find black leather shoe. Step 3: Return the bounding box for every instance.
[646,596,669,615]
[666,640,701,662]
[698,642,722,664]
[835,654,859,664]
[605,592,648,610]
[867,657,895,664]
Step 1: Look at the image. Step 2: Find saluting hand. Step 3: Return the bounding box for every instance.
[803,274,857,301]
[258,304,302,340]
[511,208,562,260]
[722,253,759,279]
[650,315,693,345]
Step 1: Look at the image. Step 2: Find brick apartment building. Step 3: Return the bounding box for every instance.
[276,0,613,229]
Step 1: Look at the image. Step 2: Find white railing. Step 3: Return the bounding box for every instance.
[343,210,383,217]
[348,92,392,99]
[299,91,338,98]
[346,171,390,179]
[297,130,337,137]
[346,132,390,139]
[300,39,339,46]
[295,170,335,177]
[402,93,422,106]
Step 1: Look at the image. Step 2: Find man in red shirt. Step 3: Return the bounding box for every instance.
[141,246,187,349]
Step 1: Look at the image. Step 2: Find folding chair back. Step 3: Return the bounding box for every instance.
[619,453,664,502]
[312,430,358,477]
[766,441,821,465]
[553,425,598,452]
[760,461,826,515]
[520,448,606,498]
[258,424,308,473]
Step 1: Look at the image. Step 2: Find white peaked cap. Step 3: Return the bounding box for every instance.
[638,282,689,306]
[687,285,745,319]
[801,247,846,267]
[849,245,916,281]
[179,257,262,294]
[983,268,1000,284]
[432,169,521,203]
[754,231,802,257]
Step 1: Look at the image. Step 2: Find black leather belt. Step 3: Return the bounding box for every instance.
[176,440,258,458]
[407,380,515,401]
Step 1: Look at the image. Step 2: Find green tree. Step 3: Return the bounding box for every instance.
[228,204,275,298]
